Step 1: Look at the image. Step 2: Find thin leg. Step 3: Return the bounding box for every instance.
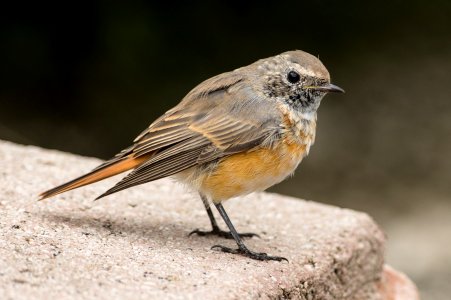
[201,194,220,230]
[211,203,287,262]
[189,194,259,239]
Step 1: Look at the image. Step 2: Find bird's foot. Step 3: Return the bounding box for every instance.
[211,245,288,262]
[189,227,260,239]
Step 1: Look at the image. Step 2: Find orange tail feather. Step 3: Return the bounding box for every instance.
[38,154,151,200]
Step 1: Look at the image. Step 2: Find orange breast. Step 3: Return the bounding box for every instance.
[199,138,308,202]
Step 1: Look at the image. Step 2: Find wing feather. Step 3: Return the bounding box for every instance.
[97,146,204,199]
[95,71,281,198]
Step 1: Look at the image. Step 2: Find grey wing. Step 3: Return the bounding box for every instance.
[96,72,281,199]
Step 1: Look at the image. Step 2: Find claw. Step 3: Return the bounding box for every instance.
[211,245,288,262]
[189,228,260,239]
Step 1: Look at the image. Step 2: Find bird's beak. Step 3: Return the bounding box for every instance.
[306,83,345,93]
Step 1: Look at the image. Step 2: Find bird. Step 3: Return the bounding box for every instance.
[39,50,344,261]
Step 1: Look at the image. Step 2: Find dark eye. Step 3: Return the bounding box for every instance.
[287,71,300,84]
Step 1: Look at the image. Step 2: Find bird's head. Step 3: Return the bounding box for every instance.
[251,50,344,114]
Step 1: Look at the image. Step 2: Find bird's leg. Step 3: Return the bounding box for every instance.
[211,203,287,262]
[189,194,259,239]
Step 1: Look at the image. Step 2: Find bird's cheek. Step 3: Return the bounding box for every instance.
[288,93,301,102]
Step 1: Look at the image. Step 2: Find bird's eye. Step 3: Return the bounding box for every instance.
[287,71,300,84]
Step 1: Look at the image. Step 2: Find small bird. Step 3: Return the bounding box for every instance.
[39,50,344,261]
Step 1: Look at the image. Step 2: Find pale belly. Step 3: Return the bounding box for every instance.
[178,140,309,203]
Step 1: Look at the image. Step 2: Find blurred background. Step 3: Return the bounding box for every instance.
[1,1,450,298]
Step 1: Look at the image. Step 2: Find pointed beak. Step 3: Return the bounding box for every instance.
[324,83,345,93]
[306,83,345,93]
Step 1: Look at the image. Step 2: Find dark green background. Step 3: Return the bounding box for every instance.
[1,1,450,298]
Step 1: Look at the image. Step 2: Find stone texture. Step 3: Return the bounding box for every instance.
[0,140,417,299]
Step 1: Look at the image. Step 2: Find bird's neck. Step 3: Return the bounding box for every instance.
[279,104,317,154]
[294,111,317,149]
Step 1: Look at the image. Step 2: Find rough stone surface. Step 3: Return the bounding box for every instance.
[0,140,416,299]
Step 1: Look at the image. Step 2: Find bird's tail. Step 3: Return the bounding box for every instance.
[38,154,151,200]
